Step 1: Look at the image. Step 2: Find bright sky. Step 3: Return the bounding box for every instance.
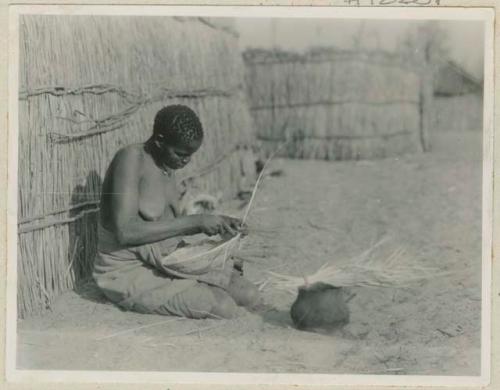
[234,19,484,79]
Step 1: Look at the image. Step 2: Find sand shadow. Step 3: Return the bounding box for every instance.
[260,308,345,337]
[261,308,294,328]
[69,170,108,305]
[74,279,108,304]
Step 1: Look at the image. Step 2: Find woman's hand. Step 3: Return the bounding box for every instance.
[198,214,243,237]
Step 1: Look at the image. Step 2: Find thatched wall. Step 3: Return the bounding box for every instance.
[432,93,483,133]
[17,15,256,318]
[244,49,429,160]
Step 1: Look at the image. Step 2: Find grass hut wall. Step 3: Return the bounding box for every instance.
[17,15,256,318]
[244,49,432,160]
[432,61,484,133]
[432,93,483,133]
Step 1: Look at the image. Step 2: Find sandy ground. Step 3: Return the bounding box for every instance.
[17,130,483,375]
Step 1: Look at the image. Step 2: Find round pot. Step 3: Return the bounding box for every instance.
[290,282,350,331]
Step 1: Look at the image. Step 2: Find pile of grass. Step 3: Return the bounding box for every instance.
[17,15,256,318]
[264,238,450,294]
[244,48,432,160]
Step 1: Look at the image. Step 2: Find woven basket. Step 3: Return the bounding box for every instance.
[160,234,241,275]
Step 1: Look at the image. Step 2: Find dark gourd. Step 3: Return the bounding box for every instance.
[291,282,350,331]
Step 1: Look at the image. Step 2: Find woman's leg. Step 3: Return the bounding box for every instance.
[206,286,241,319]
[146,282,240,319]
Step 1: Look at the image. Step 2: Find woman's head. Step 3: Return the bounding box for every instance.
[152,105,204,170]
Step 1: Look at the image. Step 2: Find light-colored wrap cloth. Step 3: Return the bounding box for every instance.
[93,224,235,314]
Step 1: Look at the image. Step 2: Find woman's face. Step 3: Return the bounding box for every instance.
[160,138,202,170]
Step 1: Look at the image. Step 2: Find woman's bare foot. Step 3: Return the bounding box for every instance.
[226,272,261,309]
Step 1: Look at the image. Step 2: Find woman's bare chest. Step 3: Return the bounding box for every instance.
[138,172,179,221]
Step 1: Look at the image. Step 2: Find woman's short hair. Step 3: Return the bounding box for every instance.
[153,105,204,145]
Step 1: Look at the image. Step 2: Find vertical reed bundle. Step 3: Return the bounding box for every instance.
[17,15,256,318]
[244,48,431,160]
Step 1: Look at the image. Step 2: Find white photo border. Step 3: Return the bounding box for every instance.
[6,4,495,387]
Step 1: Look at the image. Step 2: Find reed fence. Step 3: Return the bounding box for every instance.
[17,15,256,318]
[244,48,432,160]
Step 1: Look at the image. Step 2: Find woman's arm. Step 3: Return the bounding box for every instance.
[107,147,240,246]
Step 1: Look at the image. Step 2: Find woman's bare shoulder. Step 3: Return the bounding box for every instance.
[103,144,146,185]
[112,144,144,166]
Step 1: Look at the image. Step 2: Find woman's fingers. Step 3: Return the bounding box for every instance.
[204,223,218,236]
[224,216,242,231]
[239,223,249,236]
[220,221,236,236]
[202,215,244,237]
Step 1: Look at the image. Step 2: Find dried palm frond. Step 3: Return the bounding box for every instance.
[264,238,452,294]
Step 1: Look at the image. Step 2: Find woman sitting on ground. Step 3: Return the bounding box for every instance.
[93,104,260,319]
